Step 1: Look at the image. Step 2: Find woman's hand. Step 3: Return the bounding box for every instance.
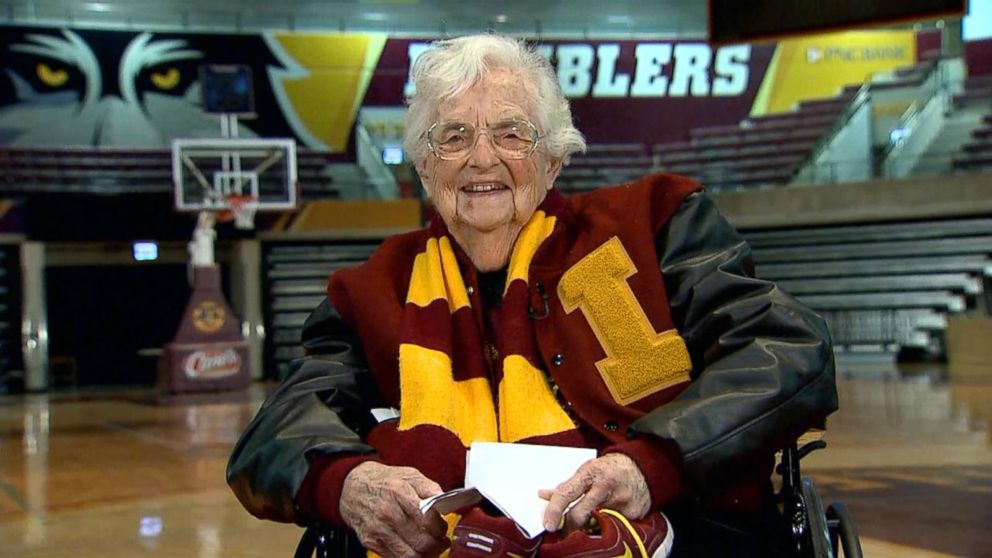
[540,453,651,533]
[340,461,448,558]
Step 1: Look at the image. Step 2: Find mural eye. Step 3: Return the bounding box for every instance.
[36,63,68,87]
[150,67,181,90]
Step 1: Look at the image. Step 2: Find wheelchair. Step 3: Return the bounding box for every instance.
[777,440,863,558]
[294,441,862,558]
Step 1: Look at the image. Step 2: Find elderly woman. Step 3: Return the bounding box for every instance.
[228,34,836,558]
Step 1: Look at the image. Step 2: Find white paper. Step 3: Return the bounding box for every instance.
[466,442,595,492]
[370,407,400,423]
[418,443,594,537]
[470,442,595,538]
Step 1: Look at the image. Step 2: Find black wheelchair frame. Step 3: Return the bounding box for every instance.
[778,441,863,558]
[294,526,358,558]
[294,441,863,558]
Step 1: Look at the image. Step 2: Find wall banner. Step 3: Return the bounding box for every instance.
[0,25,919,151]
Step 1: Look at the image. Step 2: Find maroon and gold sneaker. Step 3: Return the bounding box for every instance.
[538,509,674,558]
[449,507,542,558]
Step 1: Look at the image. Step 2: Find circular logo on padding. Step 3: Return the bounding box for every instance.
[192,301,226,333]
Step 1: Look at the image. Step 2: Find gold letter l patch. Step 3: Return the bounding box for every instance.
[558,237,692,405]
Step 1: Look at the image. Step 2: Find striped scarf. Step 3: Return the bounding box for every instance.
[397,203,577,448]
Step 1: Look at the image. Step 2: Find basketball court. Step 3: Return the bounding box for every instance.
[2,365,990,557]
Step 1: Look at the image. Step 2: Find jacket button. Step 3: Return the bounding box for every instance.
[552,353,564,366]
[466,286,475,295]
[604,420,619,432]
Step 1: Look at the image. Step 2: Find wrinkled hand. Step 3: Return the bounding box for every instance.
[340,461,448,558]
[540,453,651,534]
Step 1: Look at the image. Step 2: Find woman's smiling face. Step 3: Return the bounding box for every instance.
[417,69,560,267]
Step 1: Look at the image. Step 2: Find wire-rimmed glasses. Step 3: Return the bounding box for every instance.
[426,119,541,161]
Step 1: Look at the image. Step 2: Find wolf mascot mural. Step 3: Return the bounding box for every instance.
[0,26,384,151]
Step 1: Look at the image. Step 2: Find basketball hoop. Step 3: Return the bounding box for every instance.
[172,137,297,267]
[219,195,258,230]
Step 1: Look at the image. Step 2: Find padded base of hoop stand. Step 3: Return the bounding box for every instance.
[157,265,250,394]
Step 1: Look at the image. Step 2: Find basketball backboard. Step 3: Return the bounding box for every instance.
[172,138,298,217]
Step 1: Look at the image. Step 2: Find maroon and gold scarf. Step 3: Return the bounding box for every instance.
[397,198,576,447]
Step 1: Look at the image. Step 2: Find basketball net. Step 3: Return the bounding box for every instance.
[218,195,258,230]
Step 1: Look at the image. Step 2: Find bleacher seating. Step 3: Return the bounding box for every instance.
[646,89,857,192]
[558,143,652,193]
[256,215,991,375]
[560,60,954,195]
[746,217,992,360]
[872,59,938,90]
[262,241,379,378]
[0,245,22,393]
[0,146,341,196]
[556,120,840,194]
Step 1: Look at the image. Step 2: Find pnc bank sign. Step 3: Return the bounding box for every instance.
[806,45,908,63]
[404,42,753,99]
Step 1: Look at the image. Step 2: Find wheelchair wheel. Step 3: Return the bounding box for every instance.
[294,525,364,558]
[827,503,864,558]
[800,477,832,558]
[294,526,327,558]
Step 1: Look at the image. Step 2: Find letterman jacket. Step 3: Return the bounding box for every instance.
[227,173,838,525]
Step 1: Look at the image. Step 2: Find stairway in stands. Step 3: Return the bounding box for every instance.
[951,74,992,173]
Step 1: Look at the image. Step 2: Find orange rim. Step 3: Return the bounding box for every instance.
[217,195,256,223]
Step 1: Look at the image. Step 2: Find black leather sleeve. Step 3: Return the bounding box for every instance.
[629,191,838,490]
[226,298,382,524]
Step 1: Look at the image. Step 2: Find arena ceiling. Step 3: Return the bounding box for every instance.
[0,0,709,37]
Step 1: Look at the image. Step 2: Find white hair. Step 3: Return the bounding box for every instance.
[403,33,586,165]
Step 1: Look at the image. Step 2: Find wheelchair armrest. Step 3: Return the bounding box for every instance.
[775,440,827,479]
[797,440,827,461]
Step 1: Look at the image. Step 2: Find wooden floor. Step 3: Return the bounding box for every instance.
[1,362,990,557]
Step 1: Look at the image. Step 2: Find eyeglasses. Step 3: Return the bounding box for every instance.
[426,119,542,161]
